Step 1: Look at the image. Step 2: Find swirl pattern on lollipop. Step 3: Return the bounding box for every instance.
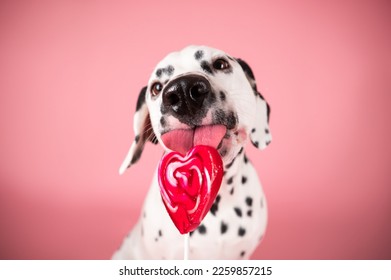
[158,145,223,234]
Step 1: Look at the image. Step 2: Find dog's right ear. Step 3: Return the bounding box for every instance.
[236,58,272,150]
[119,86,158,175]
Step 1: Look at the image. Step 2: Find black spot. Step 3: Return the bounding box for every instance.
[244,155,249,164]
[266,102,271,123]
[221,221,228,234]
[251,128,256,133]
[135,135,140,143]
[217,142,223,150]
[194,50,204,60]
[238,227,246,237]
[198,224,207,234]
[238,147,244,155]
[236,58,255,80]
[210,204,218,216]
[247,210,252,217]
[242,176,248,184]
[160,116,166,127]
[234,207,242,217]
[266,140,271,146]
[210,195,221,216]
[230,187,234,195]
[189,230,195,237]
[219,148,227,157]
[130,148,143,165]
[201,60,213,75]
[136,86,147,111]
[165,65,174,76]
[253,141,259,148]
[240,251,246,257]
[237,59,257,91]
[258,91,266,100]
[220,91,226,101]
[225,158,235,169]
[158,230,162,237]
[155,237,158,242]
[265,128,269,134]
[213,109,226,124]
[150,135,159,145]
[157,66,175,77]
[227,176,234,184]
[245,197,253,207]
[226,111,237,130]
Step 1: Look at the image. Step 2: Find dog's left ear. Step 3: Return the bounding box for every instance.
[237,58,272,150]
[119,86,158,175]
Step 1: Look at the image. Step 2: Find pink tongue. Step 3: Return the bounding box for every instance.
[161,125,227,155]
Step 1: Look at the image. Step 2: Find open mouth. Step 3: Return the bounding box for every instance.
[161,125,227,155]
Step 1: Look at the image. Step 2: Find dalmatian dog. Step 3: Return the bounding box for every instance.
[113,45,272,259]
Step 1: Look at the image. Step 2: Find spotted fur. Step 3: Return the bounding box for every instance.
[114,45,272,259]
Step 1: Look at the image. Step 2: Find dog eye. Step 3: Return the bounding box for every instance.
[151,82,163,96]
[213,58,230,70]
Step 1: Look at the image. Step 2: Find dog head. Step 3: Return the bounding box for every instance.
[119,45,271,174]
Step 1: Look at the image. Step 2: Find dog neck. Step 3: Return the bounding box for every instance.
[221,151,248,191]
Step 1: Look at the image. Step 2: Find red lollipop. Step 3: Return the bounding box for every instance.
[158,145,224,234]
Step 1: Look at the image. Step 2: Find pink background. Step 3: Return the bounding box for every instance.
[1,0,390,259]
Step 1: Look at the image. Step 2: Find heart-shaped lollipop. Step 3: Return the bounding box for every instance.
[158,145,223,234]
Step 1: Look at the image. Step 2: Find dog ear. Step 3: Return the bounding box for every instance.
[236,58,272,150]
[119,86,158,175]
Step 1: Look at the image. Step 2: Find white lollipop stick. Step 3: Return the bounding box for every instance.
[184,233,190,260]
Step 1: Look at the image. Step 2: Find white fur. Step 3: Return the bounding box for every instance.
[114,46,271,259]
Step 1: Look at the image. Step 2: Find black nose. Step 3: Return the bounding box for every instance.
[162,75,211,116]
